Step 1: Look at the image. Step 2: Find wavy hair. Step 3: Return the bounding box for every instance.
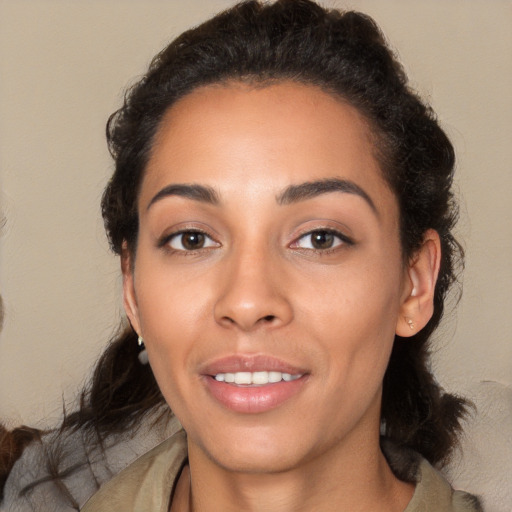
[2,0,467,505]
[102,0,467,465]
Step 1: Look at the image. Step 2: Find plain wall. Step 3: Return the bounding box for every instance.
[1,0,511,509]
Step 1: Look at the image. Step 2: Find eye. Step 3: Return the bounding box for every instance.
[167,230,219,251]
[293,229,350,250]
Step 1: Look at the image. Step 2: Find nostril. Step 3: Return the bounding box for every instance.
[262,315,276,323]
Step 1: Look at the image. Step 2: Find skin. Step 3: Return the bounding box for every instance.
[123,81,441,512]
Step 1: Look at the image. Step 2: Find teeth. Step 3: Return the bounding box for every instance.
[253,371,270,385]
[235,372,252,385]
[214,371,302,385]
[268,371,282,383]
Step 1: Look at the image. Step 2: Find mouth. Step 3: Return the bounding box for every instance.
[213,371,302,385]
[201,355,308,413]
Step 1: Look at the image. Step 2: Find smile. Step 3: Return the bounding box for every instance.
[200,355,308,413]
[214,371,302,385]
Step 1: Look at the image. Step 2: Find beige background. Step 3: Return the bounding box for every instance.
[0,0,511,509]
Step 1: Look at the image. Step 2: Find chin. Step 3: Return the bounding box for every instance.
[190,423,316,475]
[212,446,305,475]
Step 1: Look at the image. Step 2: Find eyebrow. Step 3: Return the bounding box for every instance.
[147,183,220,210]
[277,178,377,214]
[147,178,377,214]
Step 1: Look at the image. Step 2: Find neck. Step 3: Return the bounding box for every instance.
[173,429,413,512]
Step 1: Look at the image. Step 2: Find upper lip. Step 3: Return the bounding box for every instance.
[200,354,307,376]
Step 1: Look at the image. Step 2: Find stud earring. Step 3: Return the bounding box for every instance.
[406,318,414,330]
[137,335,149,365]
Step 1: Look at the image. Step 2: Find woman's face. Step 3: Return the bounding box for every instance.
[124,82,417,474]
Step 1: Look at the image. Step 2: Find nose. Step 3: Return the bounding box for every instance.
[213,247,293,332]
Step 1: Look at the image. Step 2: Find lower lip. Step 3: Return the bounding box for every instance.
[203,375,307,414]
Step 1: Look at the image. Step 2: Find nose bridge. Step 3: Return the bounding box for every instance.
[213,237,293,331]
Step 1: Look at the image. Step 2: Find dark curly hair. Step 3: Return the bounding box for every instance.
[2,0,467,505]
[101,0,466,466]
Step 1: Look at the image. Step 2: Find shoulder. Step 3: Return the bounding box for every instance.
[381,439,482,512]
[407,458,482,512]
[81,430,187,512]
[445,380,512,511]
[2,428,99,511]
[2,412,179,511]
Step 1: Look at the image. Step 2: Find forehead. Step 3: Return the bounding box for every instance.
[141,81,395,214]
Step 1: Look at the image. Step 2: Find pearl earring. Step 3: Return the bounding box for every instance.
[137,335,149,365]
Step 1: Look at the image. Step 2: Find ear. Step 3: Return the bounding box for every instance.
[121,242,142,336]
[396,229,441,337]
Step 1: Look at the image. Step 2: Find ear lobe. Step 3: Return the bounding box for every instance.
[396,229,441,337]
[121,242,141,336]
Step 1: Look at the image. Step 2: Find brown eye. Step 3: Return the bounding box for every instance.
[310,231,335,249]
[181,232,205,250]
[168,231,218,251]
[293,229,350,251]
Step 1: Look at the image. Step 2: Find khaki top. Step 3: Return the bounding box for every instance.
[81,430,481,512]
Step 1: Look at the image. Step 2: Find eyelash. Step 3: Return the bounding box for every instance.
[159,227,353,256]
[158,229,220,253]
[290,228,354,253]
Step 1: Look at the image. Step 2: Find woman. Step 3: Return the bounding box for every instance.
[2,0,480,510]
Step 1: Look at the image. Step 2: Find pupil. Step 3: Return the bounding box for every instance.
[312,231,333,249]
[183,232,204,250]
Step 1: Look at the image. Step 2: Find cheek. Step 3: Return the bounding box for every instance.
[305,286,397,378]
[298,255,402,336]
[133,261,214,390]
[134,250,214,333]
[297,252,403,377]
